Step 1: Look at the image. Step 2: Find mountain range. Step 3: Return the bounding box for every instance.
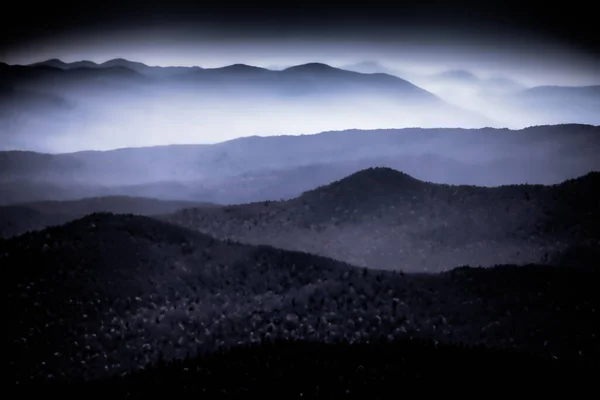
[2,57,599,385]
[1,59,599,152]
[343,62,524,93]
[1,124,598,205]
[1,59,491,152]
[5,211,597,383]
[340,61,599,127]
[3,167,598,272]
[3,139,598,384]
[162,167,599,272]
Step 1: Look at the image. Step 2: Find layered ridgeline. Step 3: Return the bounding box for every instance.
[1,124,599,205]
[4,213,597,383]
[0,61,492,152]
[409,69,600,127]
[164,168,600,272]
[3,60,599,146]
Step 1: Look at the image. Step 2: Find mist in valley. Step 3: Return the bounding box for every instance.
[2,56,600,154]
[2,1,599,390]
[1,58,599,199]
[1,62,495,152]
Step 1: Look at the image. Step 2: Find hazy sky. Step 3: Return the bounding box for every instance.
[2,2,599,86]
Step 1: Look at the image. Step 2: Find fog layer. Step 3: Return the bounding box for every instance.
[1,61,599,153]
[1,61,499,152]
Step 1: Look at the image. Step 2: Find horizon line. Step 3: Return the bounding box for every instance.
[6,58,345,70]
[1,124,596,155]
[5,59,600,87]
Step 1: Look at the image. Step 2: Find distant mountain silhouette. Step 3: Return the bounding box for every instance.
[30,58,100,69]
[98,58,151,70]
[0,63,145,92]
[5,212,597,382]
[178,63,276,86]
[29,58,72,69]
[1,125,597,199]
[151,61,441,104]
[30,58,146,71]
[68,60,100,69]
[283,62,341,73]
[27,58,203,77]
[164,168,599,272]
[4,57,597,386]
[13,59,435,101]
[4,58,595,136]
[210,63,272,74]
[68,65,143,80]
[277,63,435,100]
[3,59,502,143]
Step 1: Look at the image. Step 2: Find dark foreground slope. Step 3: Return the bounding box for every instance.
[165,168,600,271]
[4,213,597,383]
[38,340,596,396]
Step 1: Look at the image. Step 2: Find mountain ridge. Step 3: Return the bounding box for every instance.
[163,167,599,271]
[5,211,597,382]
[11,59,436,97]
[3,123,593,156]
[1,125,598,205]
